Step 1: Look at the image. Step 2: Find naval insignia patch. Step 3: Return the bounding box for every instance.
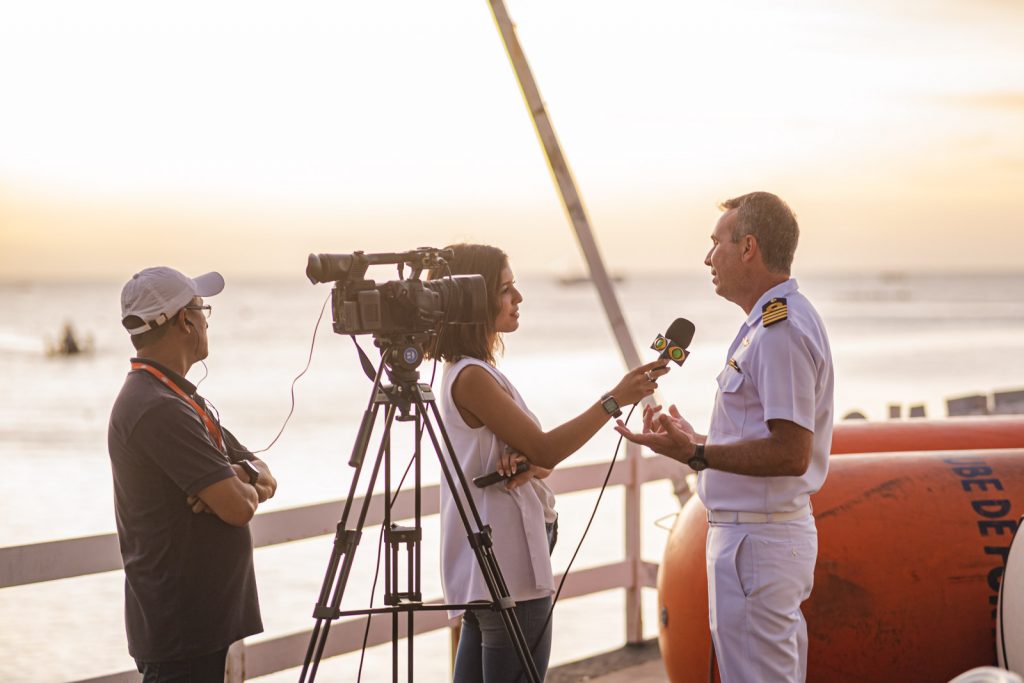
[762,297,788,327]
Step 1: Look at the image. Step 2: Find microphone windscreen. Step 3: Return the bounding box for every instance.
[665,318,696,348]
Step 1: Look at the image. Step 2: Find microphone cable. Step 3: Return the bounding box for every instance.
[192,359,210,388]
[250,292,331,454]
[198,291,331,459]
[529,335,686,677]
[356,448,418,682]
[353,263,460,680]
[521,320,692,664]
[516,401,640,679]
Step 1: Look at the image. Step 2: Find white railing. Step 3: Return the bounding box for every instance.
[0,446,680,682]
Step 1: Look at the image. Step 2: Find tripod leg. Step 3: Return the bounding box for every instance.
[417,397,542,683]
[300,402,400,682]
[301,363,540,682]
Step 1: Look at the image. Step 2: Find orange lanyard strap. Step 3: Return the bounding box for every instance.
[131,362,226,454]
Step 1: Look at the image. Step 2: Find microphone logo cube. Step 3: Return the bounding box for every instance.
[651,334,689,366]
[667,346,688,365]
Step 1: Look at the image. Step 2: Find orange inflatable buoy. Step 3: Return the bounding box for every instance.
[831,416,1024,455]
[659,450,1024,683]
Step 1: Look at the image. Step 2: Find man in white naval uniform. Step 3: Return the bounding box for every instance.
[617,191,834,682]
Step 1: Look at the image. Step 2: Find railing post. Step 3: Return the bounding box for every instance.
[225,640,245,682]
[624,440,643,643]
[6,455,699,682]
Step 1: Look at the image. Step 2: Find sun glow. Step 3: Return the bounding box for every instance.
[1,0,1022,279]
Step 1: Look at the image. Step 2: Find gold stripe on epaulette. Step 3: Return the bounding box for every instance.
[762,297,788,327]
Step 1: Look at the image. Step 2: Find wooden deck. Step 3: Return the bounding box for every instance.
[548,640,667,683]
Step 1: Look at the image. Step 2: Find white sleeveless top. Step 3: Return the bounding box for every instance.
[438,358,556,618]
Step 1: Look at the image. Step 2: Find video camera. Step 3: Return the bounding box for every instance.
[306,247,488,338]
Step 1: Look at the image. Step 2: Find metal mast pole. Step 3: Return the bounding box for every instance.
[487,0,646,644]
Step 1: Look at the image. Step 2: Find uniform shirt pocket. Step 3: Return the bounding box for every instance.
[719,367,744,394]
[712,367,747,437]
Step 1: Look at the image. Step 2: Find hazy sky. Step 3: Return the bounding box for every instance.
[1,0,1022,279]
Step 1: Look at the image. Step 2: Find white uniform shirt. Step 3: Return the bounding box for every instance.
[698,278,835,514]
[438,358,556,619]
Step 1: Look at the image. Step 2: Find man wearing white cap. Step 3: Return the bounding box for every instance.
[108,266,277,682]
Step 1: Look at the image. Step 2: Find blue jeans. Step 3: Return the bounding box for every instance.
[135,648,228,683]
[454,595,553,683]
[452,520,557,683]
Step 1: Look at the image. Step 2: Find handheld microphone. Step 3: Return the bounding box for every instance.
[473,461,530,488]
[651,318,695,365]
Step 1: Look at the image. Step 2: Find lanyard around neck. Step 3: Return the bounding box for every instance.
[131,361,226,454]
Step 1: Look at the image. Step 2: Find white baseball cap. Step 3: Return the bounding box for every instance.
[121,266,225,335]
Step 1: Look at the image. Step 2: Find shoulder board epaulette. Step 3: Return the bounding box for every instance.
[762,297,788,327]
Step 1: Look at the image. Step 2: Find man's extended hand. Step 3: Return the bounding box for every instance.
[616,407,697,464]
[643,404,698,441]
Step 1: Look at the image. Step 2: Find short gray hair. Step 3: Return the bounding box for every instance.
[719,192,799,274]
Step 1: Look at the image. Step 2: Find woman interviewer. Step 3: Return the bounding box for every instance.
[427,244,667,682]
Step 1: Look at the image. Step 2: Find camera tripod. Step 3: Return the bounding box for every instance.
[298,337,542,683]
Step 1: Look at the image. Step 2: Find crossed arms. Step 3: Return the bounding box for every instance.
[187,458,278,526]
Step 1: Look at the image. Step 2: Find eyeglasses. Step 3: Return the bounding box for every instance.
[184,304,212,320]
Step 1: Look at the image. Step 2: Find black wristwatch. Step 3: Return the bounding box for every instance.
[600,393,622,419]
[239,460,260,485]
[687,444,708,472]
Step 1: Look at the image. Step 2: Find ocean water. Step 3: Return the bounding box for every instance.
[1,270,1022,681]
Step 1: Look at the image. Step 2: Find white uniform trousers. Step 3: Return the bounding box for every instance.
[706,515,818,683]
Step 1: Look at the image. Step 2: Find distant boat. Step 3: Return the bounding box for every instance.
[45,323,94,358]
[556,272,626,287]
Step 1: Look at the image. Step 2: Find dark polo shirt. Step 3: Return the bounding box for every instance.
[107,358,263,662]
